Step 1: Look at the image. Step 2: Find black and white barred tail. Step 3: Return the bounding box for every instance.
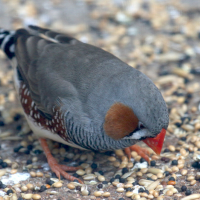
[0,29,15,59]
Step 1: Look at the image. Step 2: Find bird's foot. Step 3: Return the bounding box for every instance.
[39,138,83,184]
[124,144,150,163]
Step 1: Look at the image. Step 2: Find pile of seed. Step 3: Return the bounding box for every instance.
[1,0,200,199]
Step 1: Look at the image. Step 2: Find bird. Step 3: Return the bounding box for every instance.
[0,25,169,183]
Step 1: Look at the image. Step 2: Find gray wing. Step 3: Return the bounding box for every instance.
[14,26,127,121]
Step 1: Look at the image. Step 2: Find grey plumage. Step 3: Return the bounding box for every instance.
[0,26,169,151]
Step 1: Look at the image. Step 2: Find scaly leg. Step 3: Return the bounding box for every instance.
[39,138,83,184]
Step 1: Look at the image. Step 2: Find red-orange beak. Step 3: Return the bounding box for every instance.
[142,128,166,155]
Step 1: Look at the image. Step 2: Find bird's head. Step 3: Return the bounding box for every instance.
[103,71,169,155]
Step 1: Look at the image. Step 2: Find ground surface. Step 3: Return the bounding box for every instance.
[0,0,200,200]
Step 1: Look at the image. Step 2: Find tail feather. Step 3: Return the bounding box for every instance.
[0,29,15,59]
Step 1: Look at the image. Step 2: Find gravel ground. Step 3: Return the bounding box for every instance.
[0,0,200,200]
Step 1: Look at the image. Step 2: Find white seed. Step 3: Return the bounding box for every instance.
[0,169,6,177]
[85,167,92,174]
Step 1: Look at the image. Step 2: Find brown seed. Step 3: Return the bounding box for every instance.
[140,192,148,197]
[21,185,28,192]
[26,183,34,190]
[151,175,158,180]
[153,191,159,197]
[141,168,148,174]
[148,194,154,199]
[32,194,41,200]
[119,162,127,168]
[178,163,184,169]
[168,145,175,152]
[121,156,128,162]
[171,166,179,172]
[36,172,43,177]
[113,161,120,167]
[93,191,102,197]
[135,155,141,161]
[157,173,163,179]
[53,182,63,188]
[125,183,133,188]
[166,190,173,196]
[108,156,116,162]
[136,171,143,177]
[131,151,138,158]
[187,175,195,181]
[98,175,105,182]
[102,192,110,197]
[126,191,133,197]
[67,183,75,190]
[133,194,140,199]
[115,149,124,157]
[181,169,188,176]
[30,171,36,177]
[180,148,187,156]
[116,187,124,192]
[195,141,200,148]
[127,162,133,168]
[85,167,92,174]
[22,194,33,199]
[190,180,196,186]
[167,180,176,185]
[10,169,17,174]
[149,189,154,194]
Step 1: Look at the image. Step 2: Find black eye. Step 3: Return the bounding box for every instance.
[139,122,145,129]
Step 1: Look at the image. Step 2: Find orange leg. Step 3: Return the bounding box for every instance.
[124,144,150,162]
[39,138,83,184]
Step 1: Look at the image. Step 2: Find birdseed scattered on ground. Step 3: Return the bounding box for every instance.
[1,0,200,199]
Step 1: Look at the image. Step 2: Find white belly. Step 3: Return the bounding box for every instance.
[13,66,86,150]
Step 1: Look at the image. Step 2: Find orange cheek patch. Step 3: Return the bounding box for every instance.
[103,102,139,140]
